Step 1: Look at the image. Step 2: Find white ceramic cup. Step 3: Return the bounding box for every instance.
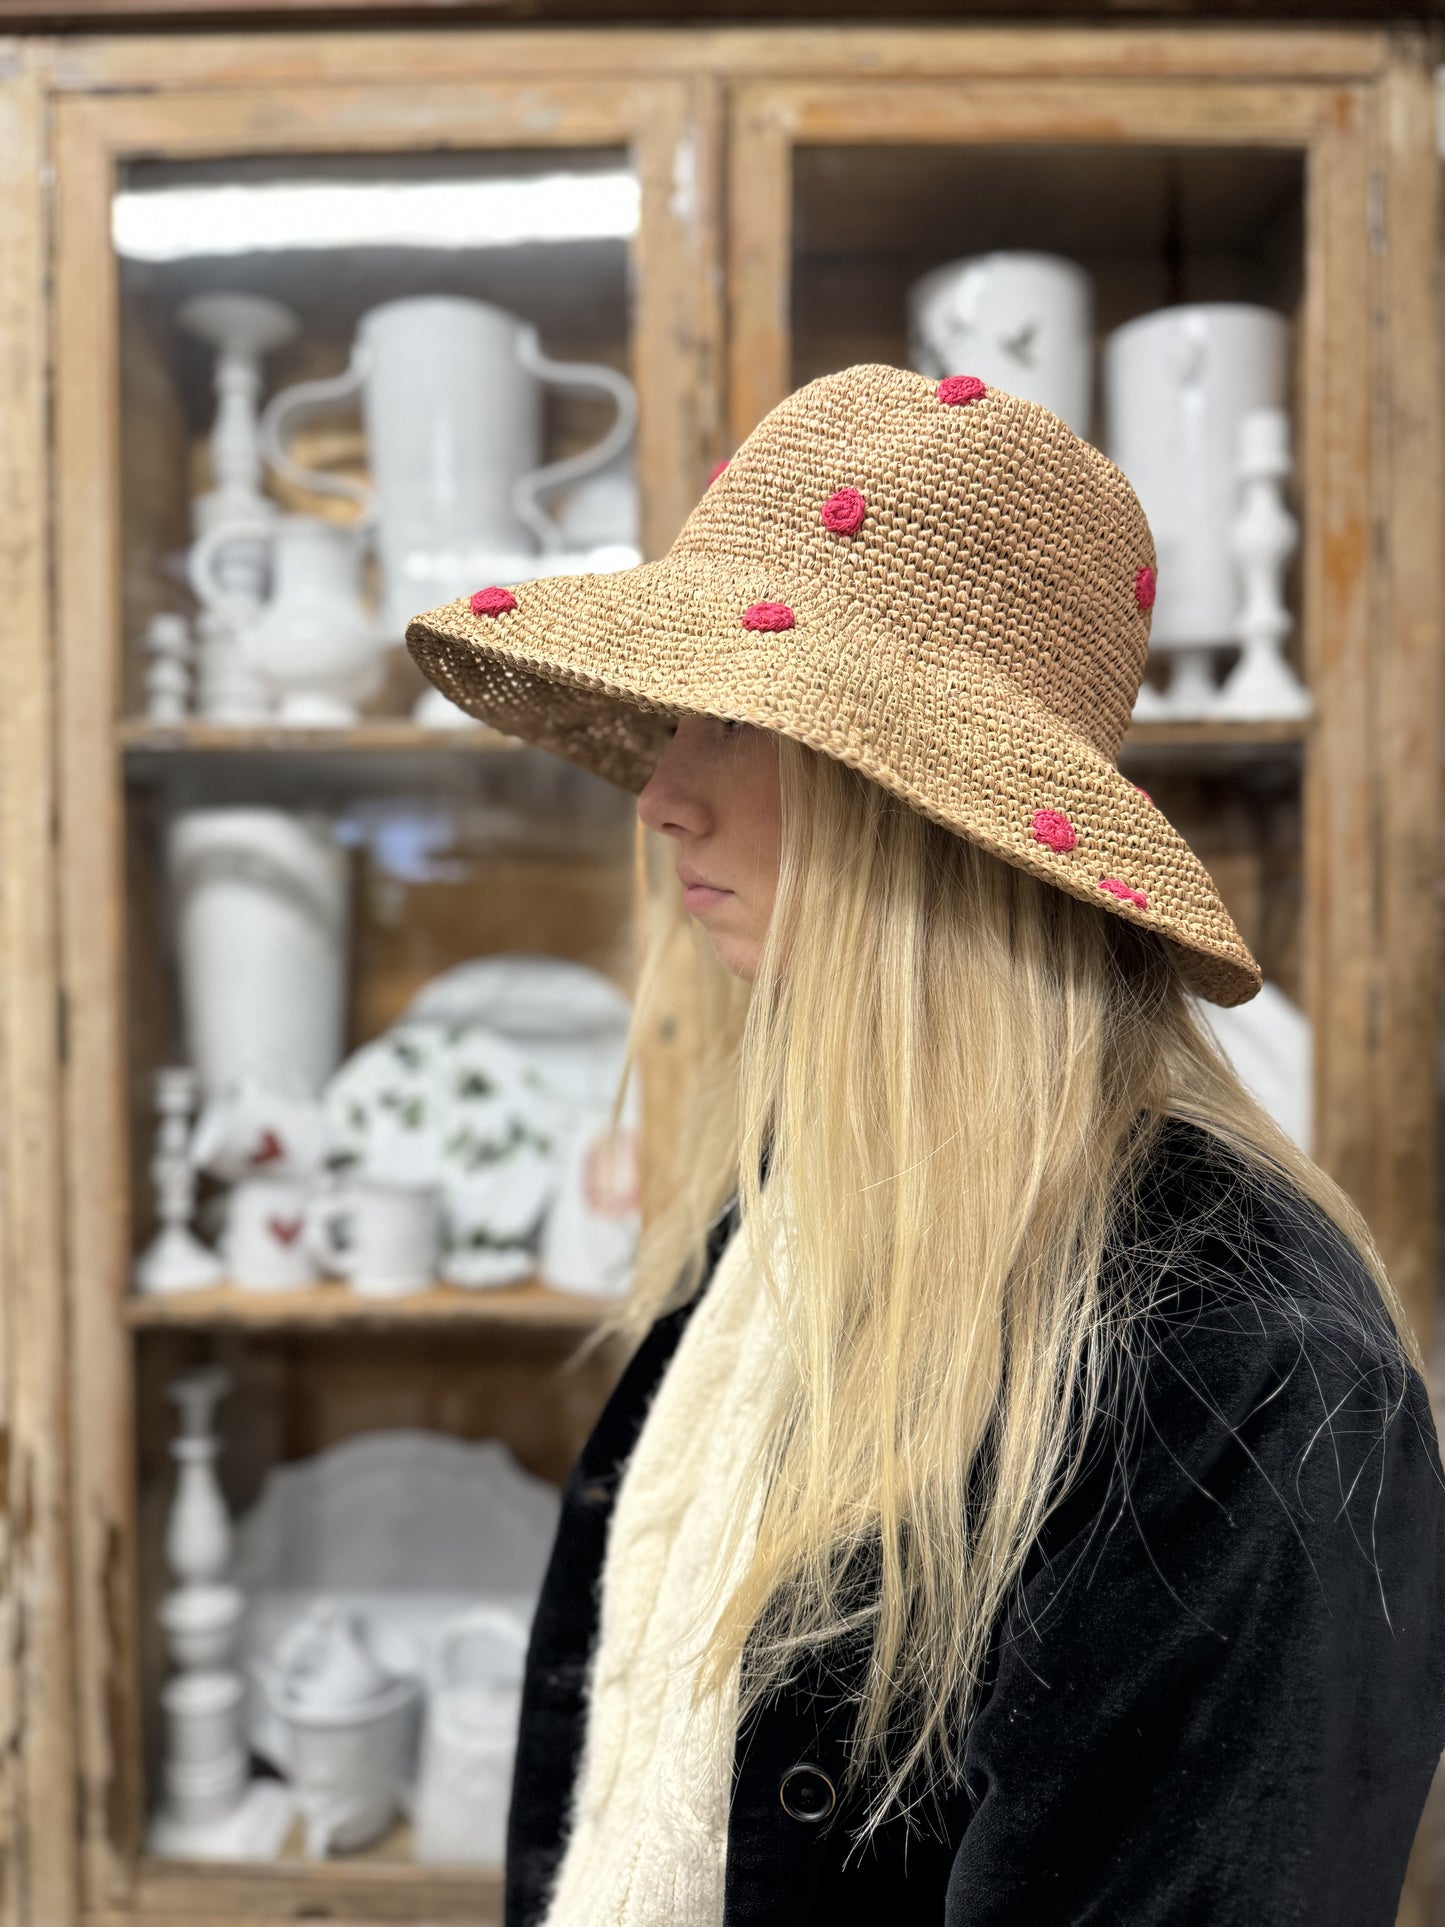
[224,1178,319,1292]
[309,1182,440,1299]
[270,1678,421,1858]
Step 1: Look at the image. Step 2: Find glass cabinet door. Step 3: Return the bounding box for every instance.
[53,69,711,1913]
[727,74,1377,1191]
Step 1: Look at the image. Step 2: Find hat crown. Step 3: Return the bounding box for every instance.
[674,365,1154,761]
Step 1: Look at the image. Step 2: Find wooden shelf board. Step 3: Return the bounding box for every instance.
[118,719,521,755]
[116,718,1307,771]
[124,1277,611,1330]
[136,1817,501,1919]
[1119,716,1311,771]
[1123,718,1310,748]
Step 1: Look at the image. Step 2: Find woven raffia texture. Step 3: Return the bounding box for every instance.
[407,363,1262,1007]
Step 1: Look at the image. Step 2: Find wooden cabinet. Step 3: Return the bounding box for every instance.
[0,23,1438,1927]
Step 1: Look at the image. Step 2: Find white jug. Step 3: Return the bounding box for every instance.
[260,296,639,637]
[189,513,384,725]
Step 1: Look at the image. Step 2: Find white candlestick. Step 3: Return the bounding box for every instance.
[1210,408,1311,721]
[134,1068,226,1296]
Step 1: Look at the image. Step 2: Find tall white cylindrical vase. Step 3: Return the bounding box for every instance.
[908,251,1095,437]
[168,809,351,1099]
[1104,303,1290,718]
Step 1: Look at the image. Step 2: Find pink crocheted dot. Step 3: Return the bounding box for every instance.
[1132,784,1154,805]
[1099,877,1149,911]
[1134,566,1157,612]
[1031,809,1077,854]
[470,586,517,617]
[821,487,867,535]
[938,375,987,407]
[741,601,795,633]
[707,457,730,486]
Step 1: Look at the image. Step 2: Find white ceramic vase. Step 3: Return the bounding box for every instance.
[260,295,639,638]
[168,808,351,1099]
[412,1606,528,1865]
[908,251,1095,436]
[1104,302,1290,716]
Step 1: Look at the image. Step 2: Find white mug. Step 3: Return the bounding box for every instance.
[224,1178,318,1291]
[309,1182,440,1299]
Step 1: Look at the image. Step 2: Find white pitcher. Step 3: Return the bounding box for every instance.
[260,296,639,637]
[189,513,384,725]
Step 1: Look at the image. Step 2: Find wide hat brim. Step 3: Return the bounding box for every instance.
[406,553,1262,1008]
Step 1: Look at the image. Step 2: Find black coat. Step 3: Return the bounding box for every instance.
[506,1119,1445,1925]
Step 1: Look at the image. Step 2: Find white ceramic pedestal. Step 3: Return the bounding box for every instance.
[148,1777,295,1862]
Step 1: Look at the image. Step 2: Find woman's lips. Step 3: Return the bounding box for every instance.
[682,882,732,914]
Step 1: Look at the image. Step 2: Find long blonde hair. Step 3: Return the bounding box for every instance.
[608,732,1419,1829]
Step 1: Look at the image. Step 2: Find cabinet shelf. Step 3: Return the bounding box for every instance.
[118,717,536,801]
[137,1829,501,1922]
[1119,716,1310,770]
[119,716,1308,759]
[124,1277,611,1330]
[118,719,519,754]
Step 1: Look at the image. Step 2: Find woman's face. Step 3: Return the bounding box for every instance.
[636,713,782,980]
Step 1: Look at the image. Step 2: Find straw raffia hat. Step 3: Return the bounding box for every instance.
[406,363,1261,1007]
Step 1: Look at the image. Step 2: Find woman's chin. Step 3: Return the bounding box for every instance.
[704,930,760,983]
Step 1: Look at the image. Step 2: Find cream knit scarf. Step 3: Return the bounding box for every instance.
[540,1207,786,1927]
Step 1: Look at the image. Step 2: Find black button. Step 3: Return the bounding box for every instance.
[779,1763,836,1824]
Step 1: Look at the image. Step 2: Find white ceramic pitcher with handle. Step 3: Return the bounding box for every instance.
[260,296,639,637]
[187,511,384,725]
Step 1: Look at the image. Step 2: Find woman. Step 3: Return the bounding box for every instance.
[407,365,1445,1926]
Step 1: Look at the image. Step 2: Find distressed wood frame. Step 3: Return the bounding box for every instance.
[0,21,1436,1927]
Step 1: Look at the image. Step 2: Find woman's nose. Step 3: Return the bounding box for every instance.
[637,733,708,840]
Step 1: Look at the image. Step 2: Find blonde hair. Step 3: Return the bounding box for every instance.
[607,732,1420,1831]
